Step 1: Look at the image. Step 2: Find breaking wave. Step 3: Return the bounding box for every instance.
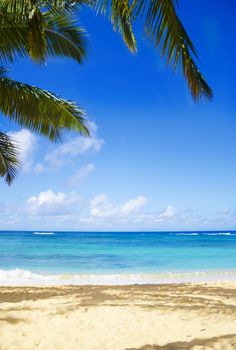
[0,268,236,286]
[173,232,236,236]
[33,232,55,235]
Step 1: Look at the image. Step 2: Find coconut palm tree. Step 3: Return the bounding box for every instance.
[0,1,90,184]
[0,0,212,185]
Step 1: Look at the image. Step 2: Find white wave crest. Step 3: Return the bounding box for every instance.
[33,232,55,235]
[215,232,233,236]
[0,269,236,286]
[177,233,199,236]
[174,232,236,236]
[204,232,235,236]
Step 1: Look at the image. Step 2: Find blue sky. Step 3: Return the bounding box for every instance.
[0,0,236,231]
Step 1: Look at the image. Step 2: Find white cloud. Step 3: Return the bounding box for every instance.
[69,163,95,186]
[90,194,116,218]
[88,194,148,221]
[27,189,80,216]
[0,192,236,230]
[31,121,104,173]
[28,190,66,206]
[158,205,177,219]
[45,137,104,167]
[217,208,231,216]
[33,162,48,174]
[7,122,104,176]
[44,121,104,168]
[121,196,147,216]
[9,129,37,172]
[90,193,108,207]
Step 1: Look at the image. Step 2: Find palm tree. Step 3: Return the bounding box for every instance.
[0,0,212,185]
[0,1,90,184]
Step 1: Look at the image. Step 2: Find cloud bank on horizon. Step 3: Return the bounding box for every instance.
[2,112,236,231]
[1,185,235,230]
[0,124,235,231]
[0,125,235,232]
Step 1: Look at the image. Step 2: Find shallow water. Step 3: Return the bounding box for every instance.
[0,231,236,285]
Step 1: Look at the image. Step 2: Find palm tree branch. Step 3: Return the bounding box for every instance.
[130,0,212,100]
[0,12,29,63]
[0,76,89,141]
[89,0,137,53]
[44,14,87,63]
[0,130,20,185]
[0,3,87,64]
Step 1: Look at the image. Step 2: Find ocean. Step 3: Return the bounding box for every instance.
[0,230,236,285]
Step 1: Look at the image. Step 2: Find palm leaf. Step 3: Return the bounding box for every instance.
[0,10,29,63]
[89,0,212,100]
[0,0,84,15]
[130,0,212,100]
[44,13,87,63]
[0,75,89,141]
[0,1,87,64]
[0,0,46,63]
[27,7,47,63]
[0,0,212,99]
[0,0,30,16]
[0,130,20,185]
[91,0,137,53]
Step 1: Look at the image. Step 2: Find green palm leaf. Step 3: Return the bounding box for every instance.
[27,7,47,63]
[0,130,20,185]
[92,0,137,53]
[44,13,87,63]
[86,0,212,100]
[0,2,90,185]
[130,0,212,100]
[0,0,46,64]
[0,2,87,64]
[54,0,136,52]
[0,75,89,141]
[0,11,28,63]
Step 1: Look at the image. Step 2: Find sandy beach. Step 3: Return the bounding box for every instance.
[0,282,236,350]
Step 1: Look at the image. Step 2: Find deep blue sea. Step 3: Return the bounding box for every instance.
[0,230,236,285]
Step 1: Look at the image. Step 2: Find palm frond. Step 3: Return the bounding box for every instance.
[0,75,89,141]
[0,1,87,64]
[91,0,137,53]
[0,11,29,63]
[27,7,47,63]
[0,0,83,18]
[0,0,212,99]
[0,0,30,17]
[44,0,85,14]
[0,130,20,185]
[130,0,212,100]
[0,1,47,63]
[44,13,87,63]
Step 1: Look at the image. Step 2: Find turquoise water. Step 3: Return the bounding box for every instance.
[0,231,236,284]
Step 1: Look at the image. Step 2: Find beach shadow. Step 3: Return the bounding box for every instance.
[0,285,127,305]
[0,316,26,324]
[44,284,236,318]
[126,334,236,349]
[1,284,236,318]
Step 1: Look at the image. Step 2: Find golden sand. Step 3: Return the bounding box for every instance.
[0,282,236,350]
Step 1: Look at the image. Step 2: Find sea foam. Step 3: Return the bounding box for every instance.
[33,232,55,235]
[0,268,236,286]
[173,232,236,236]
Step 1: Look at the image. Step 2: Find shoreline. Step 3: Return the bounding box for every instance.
[1,282,236,349]
[1,268,236,286]
[1,280,236,288]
